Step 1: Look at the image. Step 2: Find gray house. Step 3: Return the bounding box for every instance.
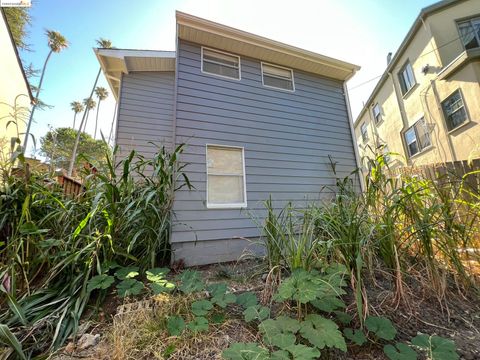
[96,12,361,266]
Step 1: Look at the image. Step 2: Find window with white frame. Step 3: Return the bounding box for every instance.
[458,16,480,50]
[403,118,431,157]
[202,47,240,80]
[441,90,468,131]
[372,103,382,124]
[398,61,416,95]
[261,63,294,91]
[360,123,368,142]
[206,145,246,208]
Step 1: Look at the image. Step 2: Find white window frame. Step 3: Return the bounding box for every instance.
[457,16,480,50]
[403,117,431,158]
[398,60,416,96]
[261,62,295,92]
[205,144,247,209]
[201,46,241,81]
[372,103,382,124]
[360,123,368,142]
[441,89,469,132]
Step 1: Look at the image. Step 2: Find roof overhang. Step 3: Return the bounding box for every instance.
[176,11,360,82]
[438,48,480,80]
[95,49,176,99]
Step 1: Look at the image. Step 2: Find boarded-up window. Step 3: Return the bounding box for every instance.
[202,48,240,80]
[206,145,246,208]
[261,63,294,91]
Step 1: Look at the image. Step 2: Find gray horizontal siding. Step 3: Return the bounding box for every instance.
[171,40,357,244]
[115,72,174,161]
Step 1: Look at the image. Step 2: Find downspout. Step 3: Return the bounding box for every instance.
[343,83,365,192]
[112,73,124,164]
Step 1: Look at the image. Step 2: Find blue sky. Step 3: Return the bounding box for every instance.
[20,0,437,157]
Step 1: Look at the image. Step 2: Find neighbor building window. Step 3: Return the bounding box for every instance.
[360,123,368,142]
[206,145,246,208]
[372,103,382,124]
[261,63,294,91]
[398,61,416,95]
[458,17,480,50]
[442,90,468,131]
[201,47,240,80]
[404,118,431,157]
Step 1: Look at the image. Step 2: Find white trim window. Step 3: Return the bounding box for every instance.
[201,47,240,80]
[398,61,416,95]
[404,118,431,157]
[360,123,368,142]
[441,89,468,131]
[261,62,295,91]
[206,145,247,208]
[458,16,480,50]
[372,103,382,124]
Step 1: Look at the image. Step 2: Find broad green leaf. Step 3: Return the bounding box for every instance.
[271,333,296,350]
[343,328,367,346]
[187,316,209,333]
[146,267,170,283]
[0,324,26,360]
[384,343,418,360]
[150,281,175,294]
[207,283,228,296]
[243,305,270,323]
[167,316,185,336]
[259,317,300,347]
[310,296,346,313]
[236,292,258,308]
[116,279,144,297]
[114,266,140,280]
[411,334,459,360]
[87,274,115,292]
[285,344,320,360]
[270,350,290,360]
[365,316,397,341]
[191,300,213,316]
[274,269,319,304]
[211,313,225,324]
[212,292,236,308]
[334,311,352,325]
[222,342,270,360]
[177,270,204,293]
[299,314,347,352]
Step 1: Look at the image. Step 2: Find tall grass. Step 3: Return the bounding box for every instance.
[0,143,190,356]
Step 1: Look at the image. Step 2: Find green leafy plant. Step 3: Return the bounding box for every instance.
[365,316,397,341]
[116,279,144,297]
[191,300,213,316]
[411,334,458,360]
[259,316,299,350]
[187,316,209,333]
[114,266,140,280]
[167,316,185,336]
[243,305,270,323]
[146,267,175,294]
[299,314,346,352]
[177,270,204,293]
[384,343,418,360]
[343,328,367,346]
[208,283,236,308]
[222,342,270,360]
[236,292,258,308]
[87,274,115,292]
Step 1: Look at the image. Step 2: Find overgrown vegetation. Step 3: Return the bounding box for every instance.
[0,143,190,357]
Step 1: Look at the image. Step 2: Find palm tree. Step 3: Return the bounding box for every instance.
[23,30,68,154]
[93,86,108,138]
[82,98,96,133]
[70,101,84,129]
[69,38,112,176]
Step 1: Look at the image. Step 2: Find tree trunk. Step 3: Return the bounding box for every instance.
[107,107,116,145]
[73,112,77,129]
[94,100,101,138]
[23,50,53,155]
[82,111,90,133]
[68,68,101,176]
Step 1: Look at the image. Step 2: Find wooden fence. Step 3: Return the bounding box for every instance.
[57,174,84,196]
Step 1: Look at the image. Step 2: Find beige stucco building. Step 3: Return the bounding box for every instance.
[0,9,32,160]
[354,0,480,169]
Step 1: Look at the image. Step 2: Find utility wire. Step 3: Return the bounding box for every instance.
[348,28,476,92]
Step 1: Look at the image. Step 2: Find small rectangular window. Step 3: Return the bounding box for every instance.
[261,63,294,91]
[372,103,382,124]
[458,17,480,50]
[398,61,416,95]
[206,145,246,208]
[441,90,468,131]
[404,118,431,157]
[201,47,240,80]
[360,123,368,142]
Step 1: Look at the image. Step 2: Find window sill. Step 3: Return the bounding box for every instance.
[261,83,295,93]
[402,83,419,99]
[375,119,384,127]
[447,119,471,135]
[408,145,433,160]
[206,203,248,209]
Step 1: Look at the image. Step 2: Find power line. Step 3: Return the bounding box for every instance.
[347,28,475,92]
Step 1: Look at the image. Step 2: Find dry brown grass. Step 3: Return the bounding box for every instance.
[91,293,260,360]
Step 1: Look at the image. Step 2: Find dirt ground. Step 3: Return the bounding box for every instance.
[51,260,480,360]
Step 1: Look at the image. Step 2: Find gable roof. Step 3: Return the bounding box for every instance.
[1,8,33,103]
[176,11,359,82]
[95,48,175,99]
[354,0,467,127]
